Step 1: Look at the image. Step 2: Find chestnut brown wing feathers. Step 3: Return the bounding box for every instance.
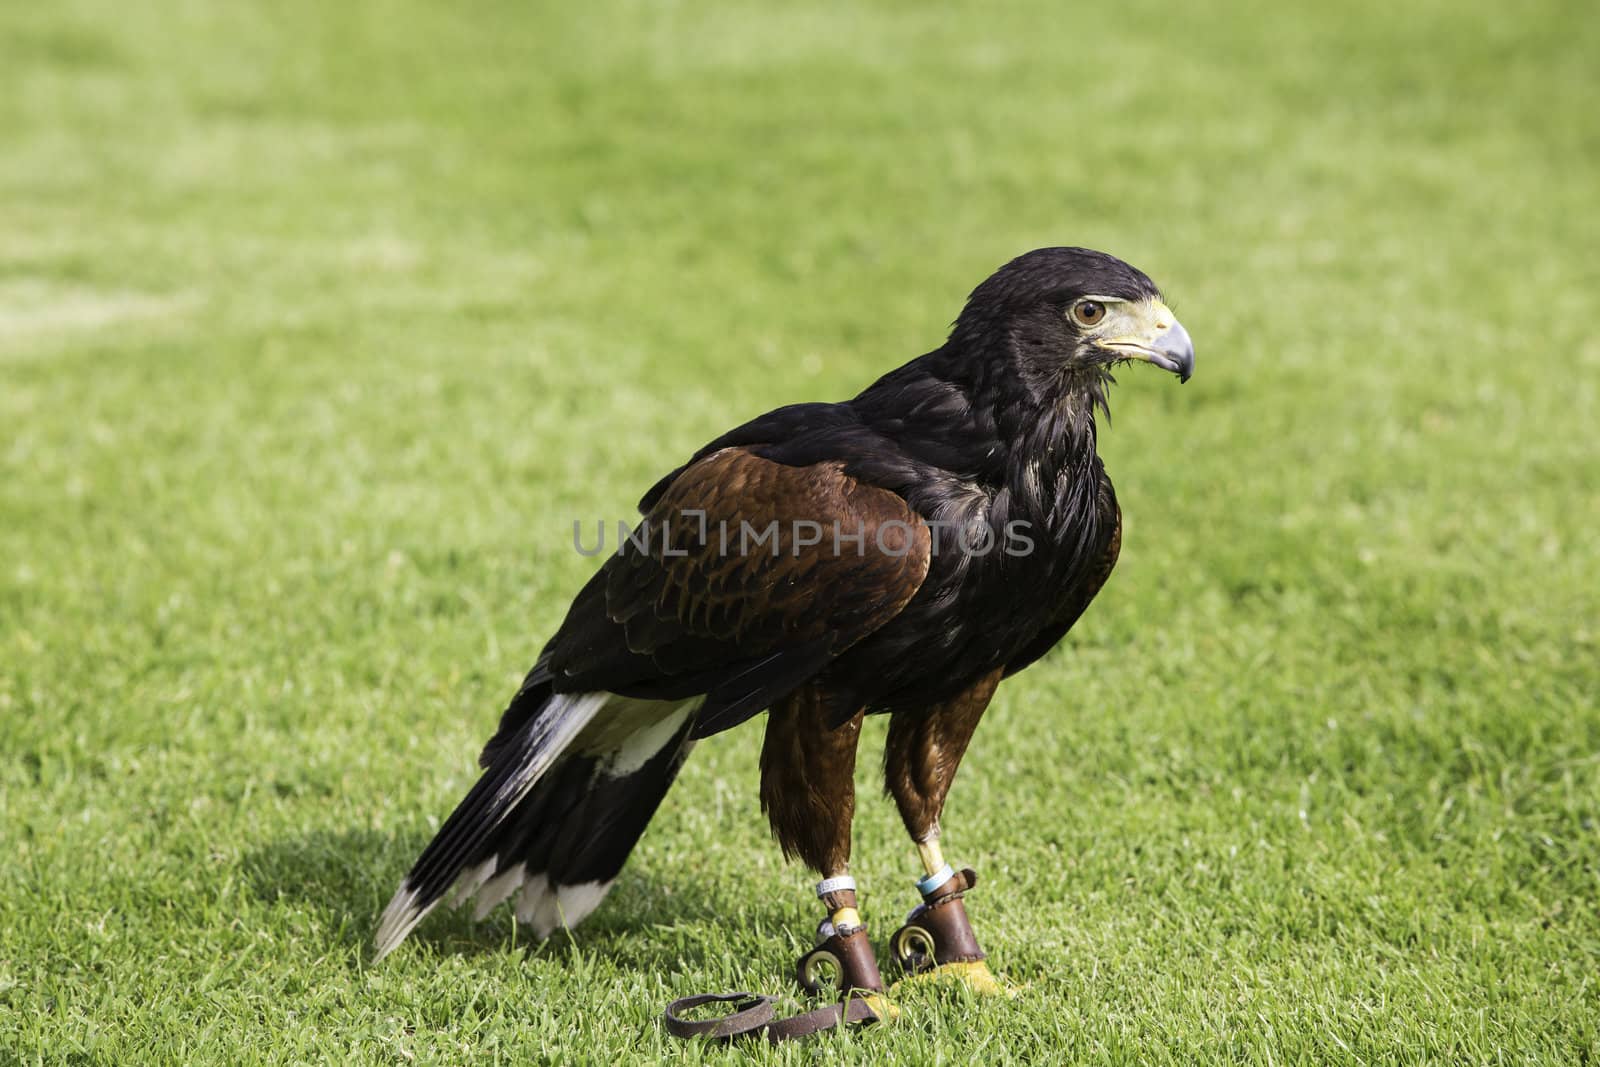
[543,448,932,737]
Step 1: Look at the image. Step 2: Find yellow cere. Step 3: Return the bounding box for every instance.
[1088,297,1178,359]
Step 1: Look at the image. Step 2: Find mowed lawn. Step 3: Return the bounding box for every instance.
[2,0,1597,1063]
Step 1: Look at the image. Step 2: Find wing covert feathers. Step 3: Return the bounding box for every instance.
[543,448,932,735]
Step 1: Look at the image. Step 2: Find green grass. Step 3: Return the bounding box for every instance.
[3,0,1598,1062]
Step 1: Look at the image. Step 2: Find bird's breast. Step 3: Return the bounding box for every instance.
[830,468,1107,711]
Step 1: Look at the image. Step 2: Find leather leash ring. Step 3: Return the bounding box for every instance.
[662,992,776,1041]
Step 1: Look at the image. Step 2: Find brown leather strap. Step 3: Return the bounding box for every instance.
[662,993,775,1040]
[764,995,882,1043]
[796,925,885,996]
[927,867,979,906]
[892,867,987,973]
[665,919,888,1043]
[663,992,881,1044]
[915,893,985,965]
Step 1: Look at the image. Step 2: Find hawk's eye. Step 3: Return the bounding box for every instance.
[1072,300,1106,327]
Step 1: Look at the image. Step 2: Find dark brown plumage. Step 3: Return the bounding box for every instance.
[760,686,865,874]
[374,247,1194,966]
[883,667,1004,847]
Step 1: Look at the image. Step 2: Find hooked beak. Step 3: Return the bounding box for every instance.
[1102,306,1196,383]
[1145,320,1195,383]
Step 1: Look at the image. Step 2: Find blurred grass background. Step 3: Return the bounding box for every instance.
[2,0,1597,1063]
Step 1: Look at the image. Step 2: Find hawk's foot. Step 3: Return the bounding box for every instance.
[888,865,1018,996]
[891,958,1021,998]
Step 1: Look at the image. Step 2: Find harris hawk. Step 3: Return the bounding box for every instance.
[374,247,1194,1014]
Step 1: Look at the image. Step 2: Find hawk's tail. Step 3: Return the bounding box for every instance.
[373,691,697,959]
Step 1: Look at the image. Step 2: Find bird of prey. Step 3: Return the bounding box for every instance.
[374,247,1194,1013]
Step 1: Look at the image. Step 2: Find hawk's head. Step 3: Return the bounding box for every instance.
[953,247,1194,390]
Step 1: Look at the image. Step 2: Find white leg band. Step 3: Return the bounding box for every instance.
[815,875,857,898]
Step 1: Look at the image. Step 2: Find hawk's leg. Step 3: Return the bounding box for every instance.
[883,668,1011,995]
[760,687,885,1000]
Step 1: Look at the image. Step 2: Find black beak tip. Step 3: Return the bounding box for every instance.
[1151,322,1195,386]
